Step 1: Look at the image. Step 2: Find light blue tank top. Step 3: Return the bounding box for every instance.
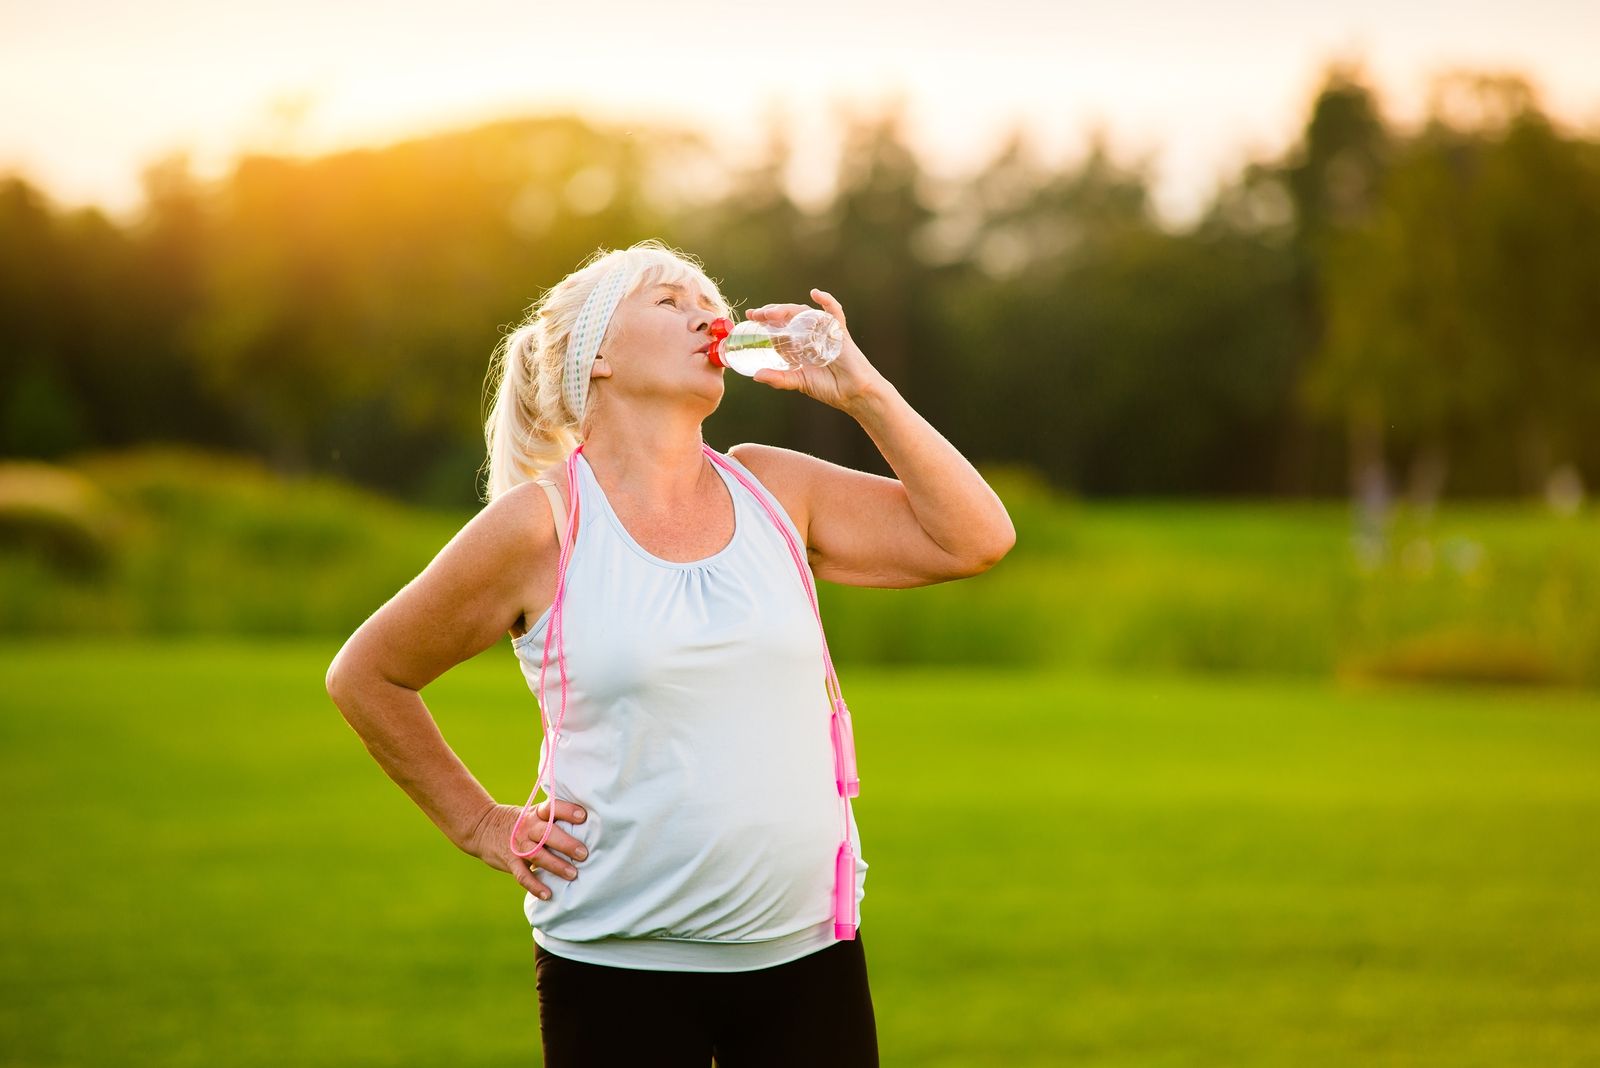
[509,446,867,972]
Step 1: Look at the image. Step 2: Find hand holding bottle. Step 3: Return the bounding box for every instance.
[726,289,887,414]
[710,306,843,374]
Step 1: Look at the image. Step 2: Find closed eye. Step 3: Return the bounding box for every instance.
[658,296,676,306]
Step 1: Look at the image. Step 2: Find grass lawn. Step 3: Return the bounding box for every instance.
[2,639,1596,1066]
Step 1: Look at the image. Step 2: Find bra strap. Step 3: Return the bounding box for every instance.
[533,478,567,552]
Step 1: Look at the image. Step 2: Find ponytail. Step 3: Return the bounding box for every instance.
[478,239,735,504]
[481,322,579,503]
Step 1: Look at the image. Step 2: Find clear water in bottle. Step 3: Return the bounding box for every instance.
[708,309,845,377]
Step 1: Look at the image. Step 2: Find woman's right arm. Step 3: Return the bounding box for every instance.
[323,480,587,900]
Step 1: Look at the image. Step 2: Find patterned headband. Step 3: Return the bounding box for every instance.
[563,261,634,426]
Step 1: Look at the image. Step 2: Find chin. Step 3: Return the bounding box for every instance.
[688,377,724,408]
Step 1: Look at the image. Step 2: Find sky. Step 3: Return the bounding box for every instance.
[4,0,1598,225]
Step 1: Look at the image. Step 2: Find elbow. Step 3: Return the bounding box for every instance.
[974,546,1013,575]
[995,514,1017,559]
[971,520,1017,574]
[326,631,374,708]
[325,663,373,734]
[325,663,350,714]
[953,539,1014,579]
[325,645,347,695]
[325,650,359,712]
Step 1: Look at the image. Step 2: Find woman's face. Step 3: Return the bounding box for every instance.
[591,279,725,405]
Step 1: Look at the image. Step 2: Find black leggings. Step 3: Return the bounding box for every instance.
[534,930,879,1066]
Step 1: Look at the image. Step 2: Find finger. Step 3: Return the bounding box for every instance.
[512,806,557,859]
[541,830,587,864]
[519,805,588,867]
[809,288,846,327]
[517,861,553,901]
[507,829,555,898]
[531,849,581,881]
[513,824,578,879]
[536,798,587,827]
[747,303,810,322]
[754,369,800,390]
[527,831,586,875]
[554,799,587,825]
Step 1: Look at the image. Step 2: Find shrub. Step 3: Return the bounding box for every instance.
[0,461,121,576]
[1338,627,1568,687]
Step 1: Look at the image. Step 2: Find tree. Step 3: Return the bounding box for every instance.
[1304,72,1600,503]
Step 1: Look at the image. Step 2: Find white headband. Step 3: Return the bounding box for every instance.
[563,261,634,425]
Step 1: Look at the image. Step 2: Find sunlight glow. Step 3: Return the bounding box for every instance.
[3,0,1597,224]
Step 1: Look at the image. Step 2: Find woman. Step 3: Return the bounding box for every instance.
[325,239,1015,1066]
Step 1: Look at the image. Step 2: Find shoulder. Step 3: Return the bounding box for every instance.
[330,479,559,690]
[526,462,572,514]
[726,442,814,546]
[474,478,561,559]
[532,461,570,493]
[726,441,805,493]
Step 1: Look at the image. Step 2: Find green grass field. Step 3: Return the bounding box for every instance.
[2,640,1596,1066]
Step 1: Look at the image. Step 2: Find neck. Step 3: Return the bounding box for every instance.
[579,406,711,505]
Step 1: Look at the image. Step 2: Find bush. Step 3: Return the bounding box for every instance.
[1337,627,1568,687]
[4,446,1599,691]
[0,461,121,576]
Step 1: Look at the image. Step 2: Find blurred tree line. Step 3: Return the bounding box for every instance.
[3,65,1597,510]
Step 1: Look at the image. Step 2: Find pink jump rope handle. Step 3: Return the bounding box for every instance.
[834,840,857,940]
[831,697,860,798]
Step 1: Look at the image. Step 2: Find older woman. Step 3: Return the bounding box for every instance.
[325,239,1014,1066]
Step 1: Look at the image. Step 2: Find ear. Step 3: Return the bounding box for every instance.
[590,354,612,379]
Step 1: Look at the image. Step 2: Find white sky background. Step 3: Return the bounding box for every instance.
[3,0,1598,226]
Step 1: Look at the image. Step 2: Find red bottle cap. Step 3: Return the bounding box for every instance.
[707,317,731,367]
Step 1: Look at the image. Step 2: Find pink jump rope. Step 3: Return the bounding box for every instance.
[509,316,862,939]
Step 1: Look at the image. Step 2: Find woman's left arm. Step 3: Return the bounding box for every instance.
[737,289,1016,587]
[844,370,1016,569]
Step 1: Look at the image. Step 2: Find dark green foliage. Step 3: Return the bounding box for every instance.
[1,68,1596,505]
[0,461,123,577]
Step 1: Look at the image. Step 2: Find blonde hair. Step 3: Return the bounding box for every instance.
[479,239,735,503]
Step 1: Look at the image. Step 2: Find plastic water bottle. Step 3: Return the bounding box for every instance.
[706,310,845,377]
